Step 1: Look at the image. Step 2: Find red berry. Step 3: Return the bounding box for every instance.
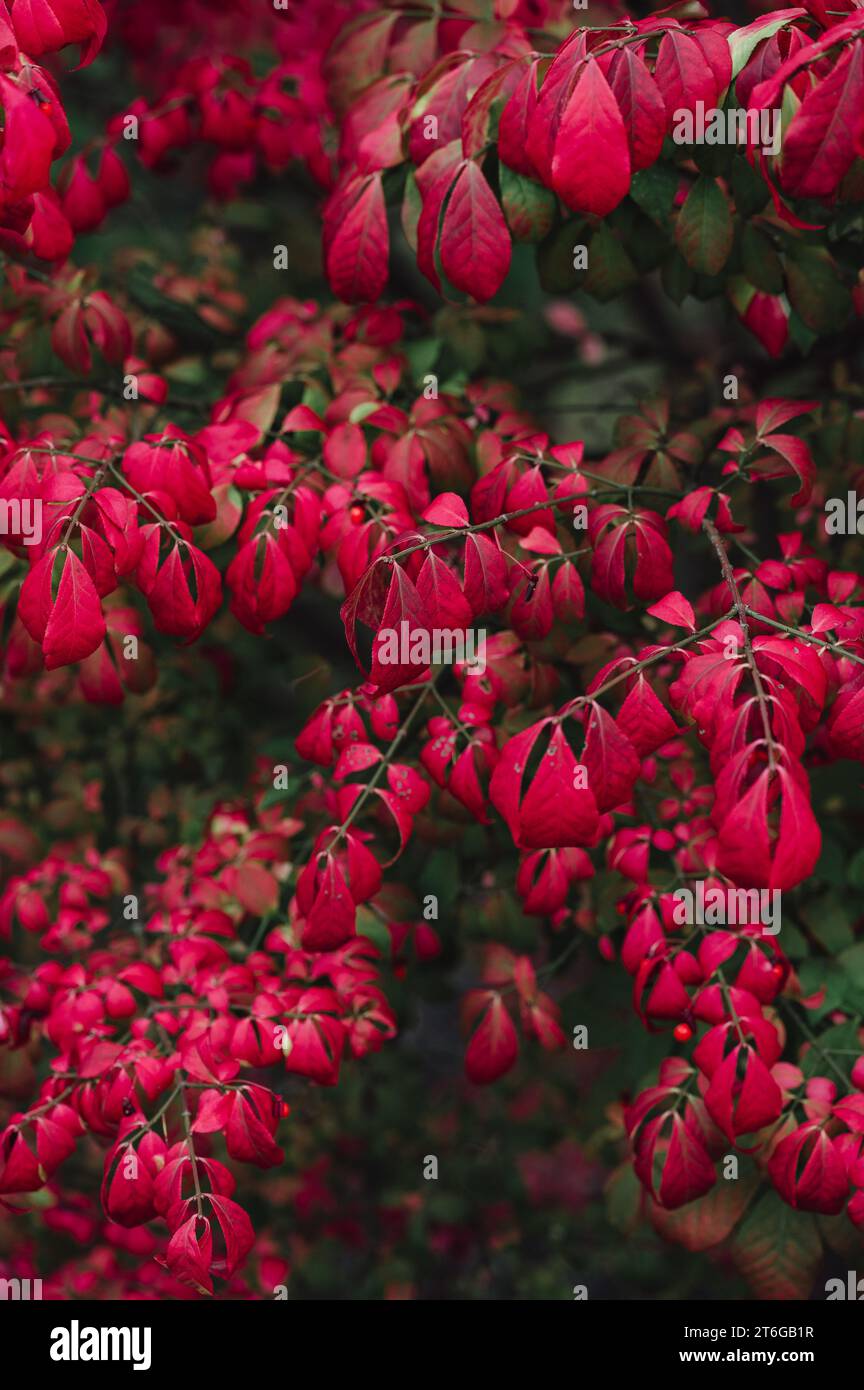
[349,504,365,525]
[673,1022,693,1042]
[281,1101,291,1118]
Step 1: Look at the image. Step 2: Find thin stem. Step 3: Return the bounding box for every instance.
[704,520,778,771]
[179,1079,204,1218]
[330,675,440,849]
[777,999,850,1088]
[568,466,681,500]
[106,461,187,545]
[59,461,114,547]
[566,611,733,707]
[720,980,747,1047]
[25,1083,76,1120]
[430,682,476,741]
[744,606,864,670]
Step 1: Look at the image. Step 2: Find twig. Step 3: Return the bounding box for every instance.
[703,520,778,771]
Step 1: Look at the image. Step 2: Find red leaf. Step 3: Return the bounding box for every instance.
[780,41,864,199]
[742,292,788,358]
[617,675,679,756]
[165,1215,213,1295]
[647,590,696,630]
[653,30,721,122]
[462,531,510,615]
[498,59,543,176]
[755,398,818,435]
[581,702,641,813]
[551,561,584,620]
[18,548,106,670]
[415,551,473,630]
[551,58,630,216]
[715,763,821,891]
[11,0,107,66]
[323,422,366,479]
[768,1124,848,1214]
[490,720,601,849]
[325,172,389,303]
[704,1045,783,1139]
[756,432,815,507]
[605,46,667,172]
[439,160,511,301]
[464,992,518,1084]
[422,492,469,527]
[658,1114,717,1210]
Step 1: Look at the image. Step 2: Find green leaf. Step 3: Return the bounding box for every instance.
[499,165,556,243]
[729,1190,821,1300]
[730,157,770,217]
[356,906,391,955]
[819,1212,863,1260]
[785,244,850,334]
[617,207,668,273]
[675,176,733,276]
[814,833,845,886]
[741,224,783,294]
[259,784,297,810]
[661,247,694,304]
[848,847,864,889]
[692,140,731,178]
[537,219,587,293]
[650,1167,760,1252]
[401,169,422,253]
[837,942,864,992]
[787,308,819,356]
[801,1020,860,1080]
[729,14,804,80]
[629,163,679,226]
[300,380,329,418]
[799,893,854,953]
[220,200,269,229]
[583,224,638,302]
[404,337,441,384]
[797,958,846,1014]
[604,1162,642,1235]
[778,924,808,959]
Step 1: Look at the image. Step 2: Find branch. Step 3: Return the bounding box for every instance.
[329,674,441,849]
[743,606,864,670]
[703,520,778,771]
